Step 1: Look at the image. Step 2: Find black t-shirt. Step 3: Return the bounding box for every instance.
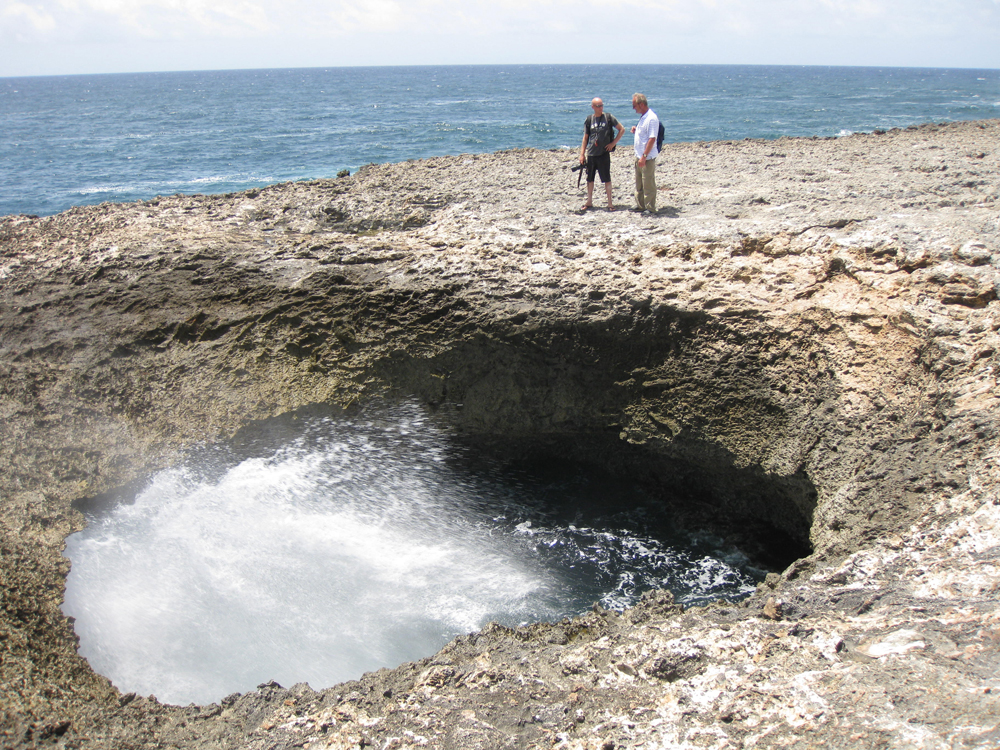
[585,113,620,157]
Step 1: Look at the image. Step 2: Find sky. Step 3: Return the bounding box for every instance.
[1,0,999,78]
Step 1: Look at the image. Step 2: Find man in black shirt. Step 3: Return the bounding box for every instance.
[579,98,624,211]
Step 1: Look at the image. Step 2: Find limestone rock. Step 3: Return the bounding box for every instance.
[2,120,1000,748]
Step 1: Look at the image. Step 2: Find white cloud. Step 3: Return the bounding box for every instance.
[1,0,998,75]
[92,0,273,36]
[1,2,57,35]
[4,0,996,39]
[1,0,273,41]
[332,0,408,33]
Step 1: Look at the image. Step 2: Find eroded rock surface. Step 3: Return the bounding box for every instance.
[1,119,999,748]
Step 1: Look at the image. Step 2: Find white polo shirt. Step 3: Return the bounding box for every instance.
[633,109,660,160]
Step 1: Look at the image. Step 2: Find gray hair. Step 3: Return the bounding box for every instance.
[632,93,648,106]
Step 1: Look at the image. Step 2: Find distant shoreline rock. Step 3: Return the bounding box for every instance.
[1,119,999,748]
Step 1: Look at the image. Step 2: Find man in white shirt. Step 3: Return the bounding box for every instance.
[630,93,659,213]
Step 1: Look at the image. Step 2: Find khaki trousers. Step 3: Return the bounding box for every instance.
[634,157,657,212]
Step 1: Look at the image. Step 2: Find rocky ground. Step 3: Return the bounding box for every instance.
[1,119,999,749]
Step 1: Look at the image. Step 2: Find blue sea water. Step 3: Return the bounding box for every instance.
[1,64,998,218]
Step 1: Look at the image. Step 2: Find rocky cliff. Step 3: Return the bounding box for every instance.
[1,119,999,748]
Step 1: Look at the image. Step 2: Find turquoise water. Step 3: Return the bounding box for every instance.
[2,64,998,217]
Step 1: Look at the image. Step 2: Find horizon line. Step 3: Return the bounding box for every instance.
[4,61,1000,82]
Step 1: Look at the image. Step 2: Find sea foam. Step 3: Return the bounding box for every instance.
[63,403,758,705]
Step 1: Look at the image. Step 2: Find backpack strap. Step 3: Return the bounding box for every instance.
[587,113,617,150]
[599,113,613,145]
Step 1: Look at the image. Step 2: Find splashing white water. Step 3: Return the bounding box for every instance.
[63,403,756,706]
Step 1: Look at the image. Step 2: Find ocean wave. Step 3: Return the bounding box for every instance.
[76,184,136,196]
[62,404,757,705]
[75,172,278,197]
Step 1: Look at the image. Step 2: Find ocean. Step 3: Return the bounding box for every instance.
[1,64,998,218]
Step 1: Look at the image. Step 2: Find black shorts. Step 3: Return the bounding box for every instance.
[586,152,611,184]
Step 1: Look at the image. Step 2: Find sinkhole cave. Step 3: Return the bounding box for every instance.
[59,300,849,705]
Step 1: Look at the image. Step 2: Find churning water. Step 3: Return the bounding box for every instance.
[62,403,759,706]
